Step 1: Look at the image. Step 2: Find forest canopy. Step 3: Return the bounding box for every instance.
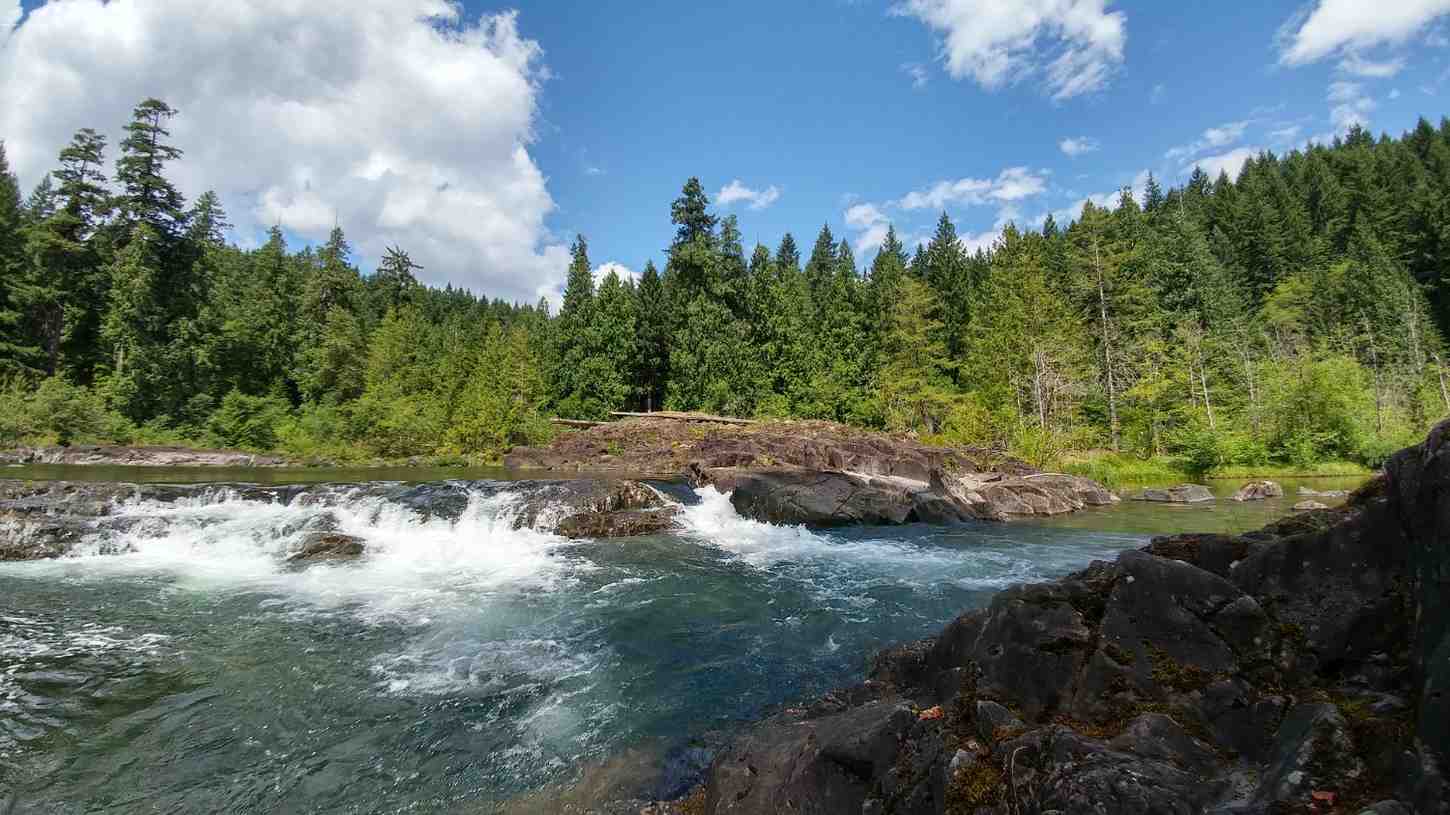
[2,99,1449,473]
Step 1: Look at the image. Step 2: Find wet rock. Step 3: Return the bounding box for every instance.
[695,466,925,526]
[1299,486,1350,498]
[555,507,681,539]
[1131,483,1215,503]
[286,532,365,562]
[1294,499,1330,511]
[1231,480,1283,501]
[0,518,91,560]
[512,479,672,537]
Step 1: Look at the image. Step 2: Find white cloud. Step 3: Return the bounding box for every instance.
[1164,120,1250,162]
[1192,147,1257,181]
[1390,87,1403,99]
[1269,124,1304,142]
[892,0,1127,100]
[1059,136,1099,156]
[902,61,931,88]
[593,261,637,286]
[0,1,568,303]
[1,0,18,48]
[1339,53,1407,77]
[844,203,892,256]
[716,179,782,210]
[1279,0,1450,65]
[896,166,1049,210]
[1328,80,1376,129]
[1150,82,1166,103]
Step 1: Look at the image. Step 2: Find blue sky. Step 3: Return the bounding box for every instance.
[4,0,1450,301]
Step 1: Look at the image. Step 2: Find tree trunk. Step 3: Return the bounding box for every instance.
[1435,354,1450,413]
[1198,344,1215,430]
[1363,314,1384,435]
[1092,236,1120,452]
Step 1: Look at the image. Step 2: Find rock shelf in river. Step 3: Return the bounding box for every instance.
[675,422,1450,815]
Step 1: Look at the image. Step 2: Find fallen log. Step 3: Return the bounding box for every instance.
[550,418,606,428]
[609,411,758,426]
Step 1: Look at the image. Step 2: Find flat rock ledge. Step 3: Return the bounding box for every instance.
[0,444,291,467]
[673,421,1450,815]
[508,418,1117,525]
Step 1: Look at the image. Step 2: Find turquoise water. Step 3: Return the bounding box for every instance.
[0,474,1363,812]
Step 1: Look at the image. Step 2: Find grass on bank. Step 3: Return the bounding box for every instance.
[1059,451,1373,490]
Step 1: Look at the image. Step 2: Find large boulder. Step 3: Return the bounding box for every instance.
[1131,483,1215,503]
[1231,480,1283,501]
[286,532,365,562]
[555,507,681,539]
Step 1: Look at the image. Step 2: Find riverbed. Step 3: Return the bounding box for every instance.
[0,471,1366,812]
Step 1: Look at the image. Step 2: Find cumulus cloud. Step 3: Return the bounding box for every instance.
[716,179,782,210]
[1059,136,1099,156]
[844,203,892,256]
[892,0,1127,100]
[1328,80,1376,129]
[896,166,1049,210]
[0,0,567,303]
[1279,0,1450,65]
[1191,147,1257,181]
[593,262,637,285]
[1165,120,1250,163]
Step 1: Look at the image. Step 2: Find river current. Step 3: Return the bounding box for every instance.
[0,473,1363,812]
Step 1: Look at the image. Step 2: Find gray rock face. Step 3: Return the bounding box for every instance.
[684,423,1450,815]
[1131,483,1215,503]
[1231,480,1284,501]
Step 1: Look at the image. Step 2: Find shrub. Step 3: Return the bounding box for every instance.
[207,389,292,450]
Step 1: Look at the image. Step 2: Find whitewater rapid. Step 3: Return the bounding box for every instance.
[0,478,1142,811]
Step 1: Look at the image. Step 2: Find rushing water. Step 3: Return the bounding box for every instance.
[0,472,1365,812]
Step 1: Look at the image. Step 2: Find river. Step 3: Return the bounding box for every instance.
[0,468,1366,812]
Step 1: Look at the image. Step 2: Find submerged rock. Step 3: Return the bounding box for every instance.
[1231,479,1284,501]
[678,424,1442,814]
[1131,483,1215,503]
[286,532,365,562]
[1294,499,1330,511]
[1299,486,1350,498]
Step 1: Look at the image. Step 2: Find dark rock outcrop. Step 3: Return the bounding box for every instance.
[682,425,1450,814]
[1131,483,1215,503]
[1231,480,1283,501]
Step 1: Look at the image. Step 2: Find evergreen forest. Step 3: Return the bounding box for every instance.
[4,99,1450,478]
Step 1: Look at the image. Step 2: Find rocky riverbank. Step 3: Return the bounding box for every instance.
[668,422,1450,815]
[507,417,1118,524]
[0,444,292,467]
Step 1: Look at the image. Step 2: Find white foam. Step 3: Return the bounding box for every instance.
[12,486,578,624]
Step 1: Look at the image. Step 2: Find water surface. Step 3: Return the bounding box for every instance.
[0,471,1365,812]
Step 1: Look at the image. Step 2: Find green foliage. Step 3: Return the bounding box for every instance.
[0,376,133,446]
[3,102,1450,471]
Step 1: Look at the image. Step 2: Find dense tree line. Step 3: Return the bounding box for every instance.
[2,100,1448,469]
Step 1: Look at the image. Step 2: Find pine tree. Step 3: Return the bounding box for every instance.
[373,246,421,312]
[114,98,186,239]
[634,260,669,411]
[878,275,956,434]
[0,143,33,374]
[23,128,111,380]
[923,212,973,366]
